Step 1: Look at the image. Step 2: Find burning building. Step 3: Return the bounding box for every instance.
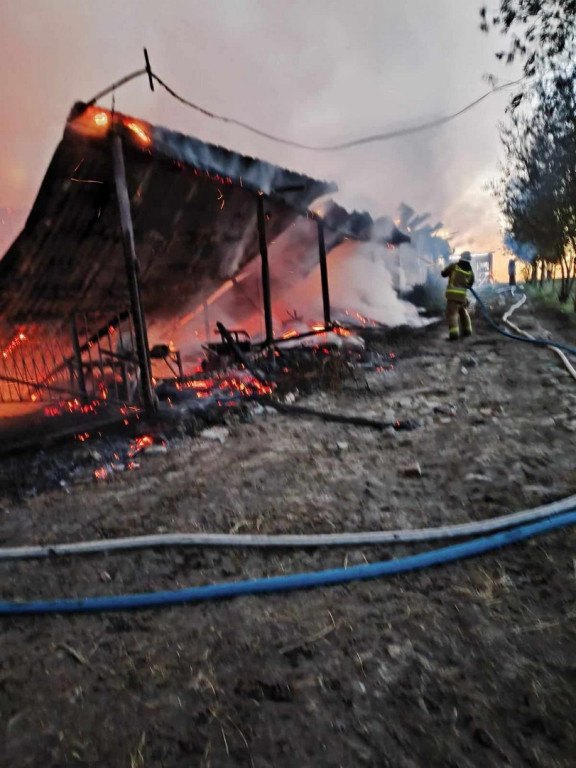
[0,102,409,416]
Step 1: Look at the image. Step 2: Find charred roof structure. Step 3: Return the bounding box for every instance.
[0,103,410,413]
[0,103,335,326]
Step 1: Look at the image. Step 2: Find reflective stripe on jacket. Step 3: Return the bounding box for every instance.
[442,264,474,302]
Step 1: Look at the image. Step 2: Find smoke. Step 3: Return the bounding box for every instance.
[0,0,520,276]
[276,238,428,326]
[157,203,441,365]
[503,231,537,262]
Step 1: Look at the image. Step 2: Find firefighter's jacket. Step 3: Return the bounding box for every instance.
[441,261,475,303]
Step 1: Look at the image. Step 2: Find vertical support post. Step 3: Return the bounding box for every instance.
[257,194,274,348]
[175,351,184,380]
[111,131,156,414]
[70,314,87,400]
[317,217,331,327]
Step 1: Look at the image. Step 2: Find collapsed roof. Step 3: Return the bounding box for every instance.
[0,103,336,326]
[0,104,411,341]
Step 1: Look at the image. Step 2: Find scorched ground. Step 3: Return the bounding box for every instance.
[1,299,576,767]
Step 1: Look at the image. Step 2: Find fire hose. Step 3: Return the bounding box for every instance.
[1,511,575,615]
[501,291,576,381]
[1,492,576,561]
[471,287,576,357]
[3,289,576,613]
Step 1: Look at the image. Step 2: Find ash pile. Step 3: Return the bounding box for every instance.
[0,320,406,500]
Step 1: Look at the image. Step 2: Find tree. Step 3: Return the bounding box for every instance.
[496,71,576,300]
[481,0,576,76]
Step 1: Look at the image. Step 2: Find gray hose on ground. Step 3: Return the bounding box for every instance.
[471,287,576,356]
[502,291,576,381]
[1,493,576,561]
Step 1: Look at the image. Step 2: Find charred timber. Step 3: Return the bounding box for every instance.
[69,315,87,400]
[317,218,332,327]
[111,131,156,414]
[259,401,420,431]
[40,311,131,386]
[257,195,274,348]
[215,322,268,386]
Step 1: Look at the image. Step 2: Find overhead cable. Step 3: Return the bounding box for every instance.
[151,72,526,151]
[83,58,526,151]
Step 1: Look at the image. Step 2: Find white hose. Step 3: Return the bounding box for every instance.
[3,286,574,564]
[2,493,576,560]
[503,289,576,381]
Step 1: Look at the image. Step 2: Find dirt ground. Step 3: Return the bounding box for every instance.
[2,293,576,767]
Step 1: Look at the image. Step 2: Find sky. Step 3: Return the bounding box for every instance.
[0,0,519,276]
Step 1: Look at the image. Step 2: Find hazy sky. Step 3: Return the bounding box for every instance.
[0,0,519,265]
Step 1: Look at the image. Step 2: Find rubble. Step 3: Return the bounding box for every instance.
[200,427,230,443]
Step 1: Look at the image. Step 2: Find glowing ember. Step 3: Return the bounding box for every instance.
[44,399,102,418]
[125,120,151,145]
[175,371,273,400]
[342,309,379,328]
[2,330,27,359]
[133,435,154,452]
[94,466,110,481]
[333,327,351,337]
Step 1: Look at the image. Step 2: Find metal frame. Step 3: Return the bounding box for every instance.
[257,199,333,349]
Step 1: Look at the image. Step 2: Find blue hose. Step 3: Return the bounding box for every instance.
[471,287,576,356]
[2,510,575,616]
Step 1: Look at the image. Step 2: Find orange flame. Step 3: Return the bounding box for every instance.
[124,120,151,145]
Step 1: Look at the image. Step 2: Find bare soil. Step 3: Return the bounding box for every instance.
[2,294,576,767]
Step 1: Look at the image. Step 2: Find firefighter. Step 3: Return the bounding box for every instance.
[441,251,475,341]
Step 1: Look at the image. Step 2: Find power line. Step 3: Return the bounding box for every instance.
[151,72,526,151]
[85,61,526,152]
[86,68,147,106]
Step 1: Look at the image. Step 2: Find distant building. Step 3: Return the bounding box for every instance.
[447,251,493,286]
[469,253,494,286]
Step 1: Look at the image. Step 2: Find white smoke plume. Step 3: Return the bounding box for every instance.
[154,204,443,366]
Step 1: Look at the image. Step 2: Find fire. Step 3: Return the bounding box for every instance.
[44,398,102,418]
[2,330,27,359]
[343,309,378,328]
[68,107,152,147]
[124,120,151,145]
[127,434,164,458]
[332,326,351,337]
[68,105,112,139]
[133,435,154,453]
[175,371,273,400]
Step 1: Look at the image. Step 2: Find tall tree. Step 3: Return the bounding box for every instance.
[481,0,576,76]
[496,71,576,299]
